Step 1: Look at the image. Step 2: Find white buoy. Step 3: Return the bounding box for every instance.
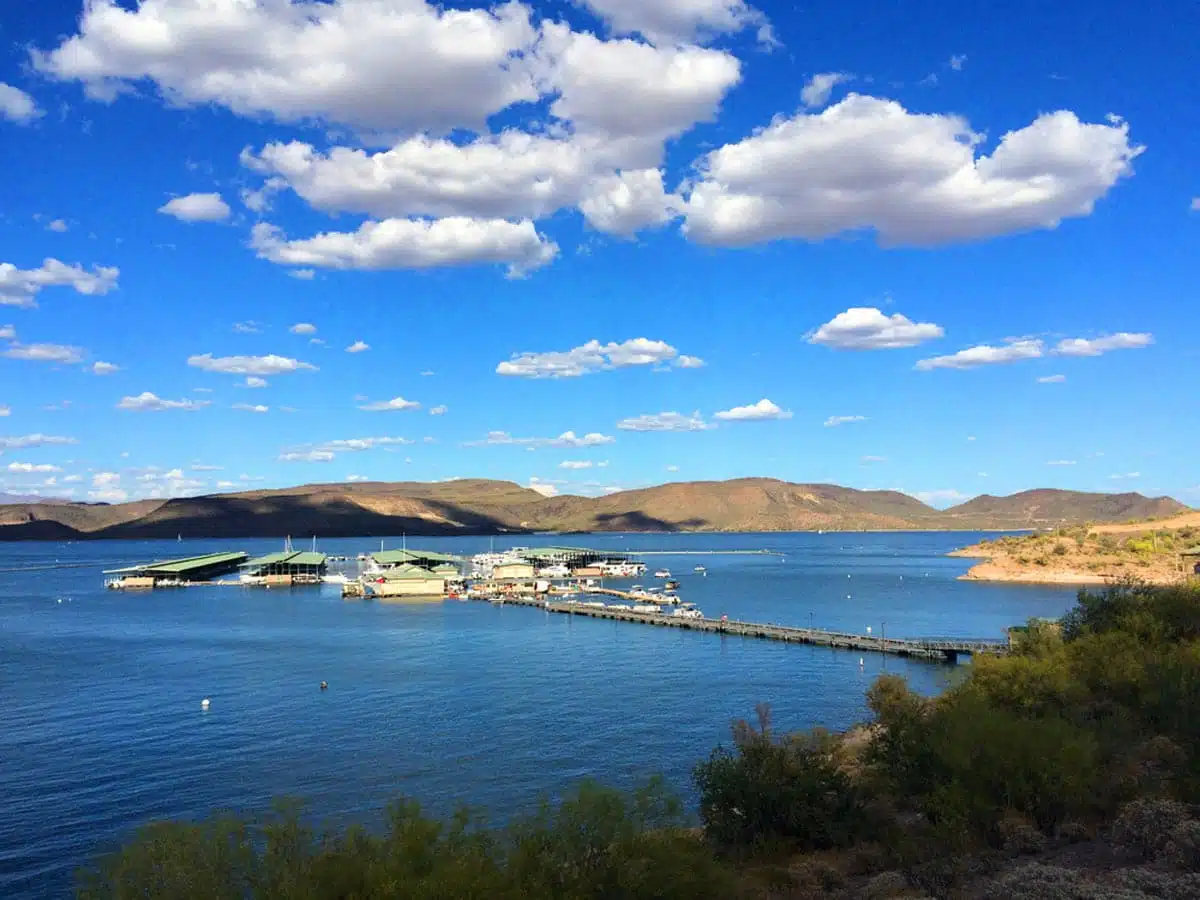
[200,698,210,710]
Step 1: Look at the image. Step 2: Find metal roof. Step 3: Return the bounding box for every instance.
[381,564,445,580]
[371,548,461,565]
[243,550,327,568]
[104,551,248,575]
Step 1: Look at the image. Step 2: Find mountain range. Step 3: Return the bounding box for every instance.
[0,479,1188,541]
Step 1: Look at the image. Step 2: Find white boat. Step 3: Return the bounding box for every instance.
[693,565,706,573]
[653,569,671,578]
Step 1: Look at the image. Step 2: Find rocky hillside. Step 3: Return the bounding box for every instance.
[0,479,1188,540]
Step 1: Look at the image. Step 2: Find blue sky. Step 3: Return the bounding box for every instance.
[0,0,1196,507]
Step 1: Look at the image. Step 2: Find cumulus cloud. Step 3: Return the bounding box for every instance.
[575,0,769,45]
[915,339,1044,371]
[0,325,13,339]
[3,343,85,364]
[92,361,119,374]
[1109,471,1141,480]
[824,415,867,427]
[714,398,792,421]
[243,376,267,388]
[0,434,77,449]
[682,95,1142,247]
[279,449,335,463]
[497,337,694,377]
[232,321,261,334]
[158,192,231,222]
[250,219,557,278]
[0,82,42,123]
[48,219,69,233]
[665,464,680,472]
[675,355,705,368]
[187,353,317,376]
[232,403,268,413]
[289,323,317,335]
[559,460,596,469]
[466,430,615,448]
[359,397,420,412]
[0,258,119,307]
[1038,374,1066,383]
[345,340,369,353]
[528,476,560,497]
[346,474,369,482]
[289,269,316,280]
[117,392,210,411]
[800,72,850,108]
[809,307,944,350]
[913,489,968,507]
[429,405,448,416]
[0,405,9,416]
[1053,332,1153,356]
[616,411,713,432]
[279,435,412,461]
[7,462,62,473]
[578,169,679,236]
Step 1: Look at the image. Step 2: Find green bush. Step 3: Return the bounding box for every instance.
[693,704,868,853]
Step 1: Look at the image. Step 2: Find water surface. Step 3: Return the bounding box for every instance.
[0,532,1077,898]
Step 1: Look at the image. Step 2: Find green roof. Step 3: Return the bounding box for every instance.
[104,551,248,575]
[431,564,460,574]
[381,563,445,580]
[243,550,327,569]
[371,549,461,565]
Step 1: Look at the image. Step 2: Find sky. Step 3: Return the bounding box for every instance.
[0,0,1196,508]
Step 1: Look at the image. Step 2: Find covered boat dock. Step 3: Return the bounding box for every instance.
[104,551,249,588]
[242,550,327,584]
[370,549,462,571]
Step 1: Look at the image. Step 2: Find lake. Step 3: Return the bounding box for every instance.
[0,532,1078,899]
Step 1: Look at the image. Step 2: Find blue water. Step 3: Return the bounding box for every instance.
[0,532,1077,898]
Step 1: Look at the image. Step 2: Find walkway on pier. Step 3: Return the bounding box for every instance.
[494,595,1008,663]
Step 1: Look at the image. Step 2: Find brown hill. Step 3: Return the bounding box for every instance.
[940,489,1188,530]
[0,480,1188,540]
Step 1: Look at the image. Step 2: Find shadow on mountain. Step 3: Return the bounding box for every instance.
[92,496,524,540]
[0,519,83,541]
[589,511,709,532]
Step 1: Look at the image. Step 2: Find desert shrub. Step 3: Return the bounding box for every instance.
[1166,818,1200,869]
[693,704,868,853]
[1111,798,1192,861]
[863,869,910,898]
[1165,873,1200,899]
[998,812,1049,855]
[981,863,1088,900]
[1055,542,1070,556]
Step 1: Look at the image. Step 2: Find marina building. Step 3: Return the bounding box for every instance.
[241,551,327,585]
[369,549,462,572]
[104,551,249,589]
[363,563,447,597]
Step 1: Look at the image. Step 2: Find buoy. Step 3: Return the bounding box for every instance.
[320,681,328,691]
[200,698,210,710]
[859,657,864,667]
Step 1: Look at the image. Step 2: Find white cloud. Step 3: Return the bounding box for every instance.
[0,434,77,449]
[559,460,596,469]
[421,370,436,377]
[3,343,85,364]
[232,321,261,334]
[949,54,967,71]
[117,392,210,411]
[92,471,120,488]
[1109,472,1141,480]
[0,405,9,416]
[578,169,679,236]
[1053,332,1153,357]
[251,219,557,278]
[289,323,317,335]
[809,307,944,350]
[497,337,691,378]
[158,192,231,222]
[1047,460,1077,466]
[714,398,792,421]
[913,489,968,507]
[319,437,412,453]
[279,449,335,463]
[824,415,867,427]
[345,340,370,354]
[232,403,268,413]
[243,376,267,388]
[861,455,887,463]
[1038,374,1066,383]
[528,477,559,497]
[0,258,119,307]
[0,325,13,339]
[187,353,317,376]
[0,82,42,123]
[915,339,1044,371]
[288,268,316,280]
[1192,197,1200,212]
[62,474,84,483]
[467,430,615,448]
[359,397,420,412]
[617,411,713,432]
[800,72,850,109]
[191,464,222,472]
[675,354,705,368]
[92,361,119,375]
[429,405,448,416]
[665,464,680,472]
[35,0,543,136]
[682,95,1142,247]
[48,219,69,233]
[346,474,369,482]
[7,462,62,473]
[575,0,769,45]
[216,480,235,488]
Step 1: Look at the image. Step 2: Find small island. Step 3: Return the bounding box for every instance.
[952,512,1200,585]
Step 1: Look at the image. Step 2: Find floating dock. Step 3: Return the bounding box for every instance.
[104,551,249,588]
[492,594,1007,662]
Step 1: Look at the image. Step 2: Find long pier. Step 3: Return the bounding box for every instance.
[491,595,1007,663]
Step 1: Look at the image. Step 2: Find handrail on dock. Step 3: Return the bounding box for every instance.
[490,594,1007,663]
